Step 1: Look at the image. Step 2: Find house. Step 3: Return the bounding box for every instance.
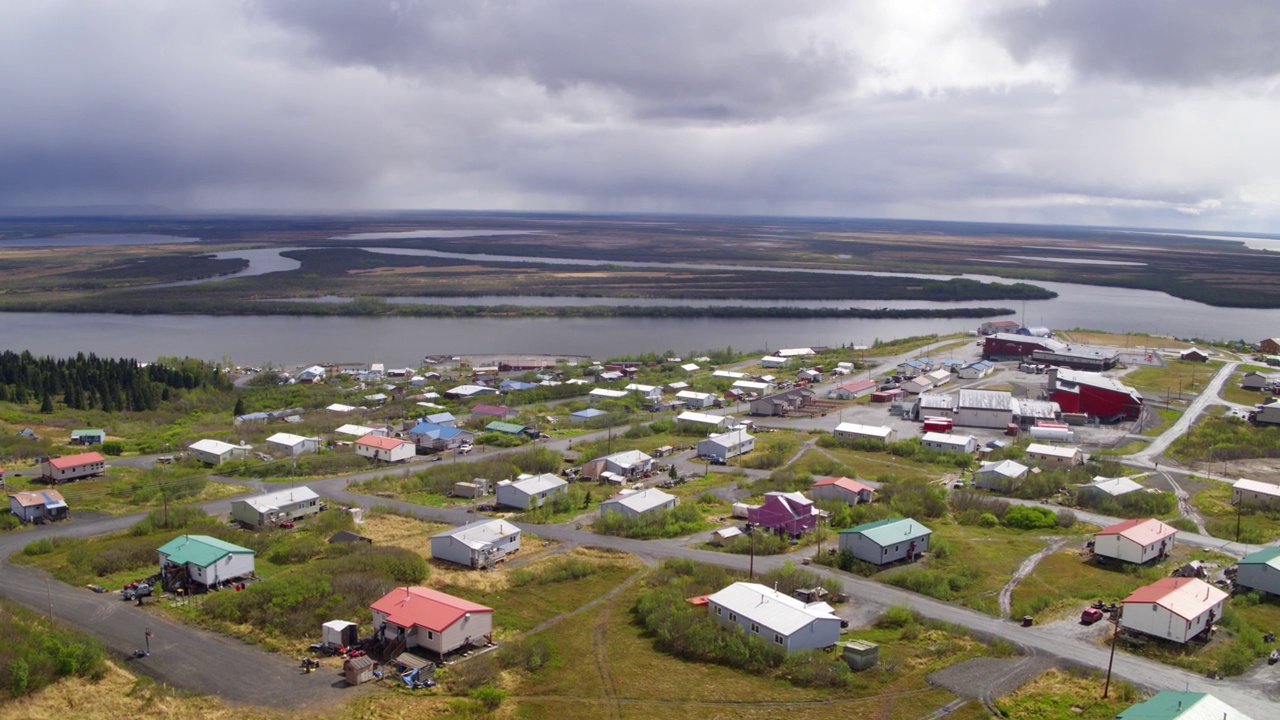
[797,368,823,384]
[954,390,1015,429]
[956,361,994,380]
[1116,691,1253,720]
[680,363,700,373]
[446,384,500,399]
[592,450,654,478]
[296,365,326,383]
[495,473,568,510]
[424,412,456,427]
[750,388,814,417]
[1260,338,1280,355]
[775,348,816,358]
[1179,347,1210,362]
[973,460,1029,492]
[1253,397,1280,425]
[355,434,416,463]
[266,432,320,456]
[979,320,1020,335]
[8,490,68,523]
[499,379,539,393]
[760,356,789,369]
[706,582,841,653]
[570,408,608,424]
[748,491,817,536]
[1094,518,1176,564]
[1047,368,1143,421]
[69,428,106,446]
[41,452,107,482]
[1234,547,1280,597]
[713,370,747,380]
[589,388,629,402]
[371,586,494,660]
[485,421,527,436]
[901,376,934,395]
[1121,577,1227,644]
[809,477,874,505]
[157,535,255,589]
[674,390,719,408]
[1024,443,1084,467]
[231,486,321,528]
[1078,476,1145,505]
[831,379,876,400]
[624,383,662,401]
[924,368,951,388]
[833,423,895,445]
[327,403,357,413]
[676,411,731,431]
[417,423,474,452]
[431,519,522,569]
[599,488,678,520]
[697,428,755,462]
[335,423,379,439]
[920,432,977,455]
[1240,371,1271,391]
[1232,478,1280,508]
[838,518,932,565]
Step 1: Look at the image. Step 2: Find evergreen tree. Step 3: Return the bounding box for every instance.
[39,392,53,414]
[233,397,245,416]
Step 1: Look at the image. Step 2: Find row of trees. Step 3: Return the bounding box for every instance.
[0,351,230,412]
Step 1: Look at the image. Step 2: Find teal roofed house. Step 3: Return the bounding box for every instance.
[157,535,255,590]
[1234,546,1280,597]
[1115,690,1252,719]
[70,429,106,445]
[485,421,526,435]
[838,517,932,565]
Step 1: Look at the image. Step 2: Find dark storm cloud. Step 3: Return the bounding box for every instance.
[256,0,856,120]
[992,0,1280,85]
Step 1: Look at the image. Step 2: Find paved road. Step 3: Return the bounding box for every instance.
[1131,361,1238,465]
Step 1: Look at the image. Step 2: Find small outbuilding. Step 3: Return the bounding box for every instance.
[344,655,377,685]
[8,489,68,523]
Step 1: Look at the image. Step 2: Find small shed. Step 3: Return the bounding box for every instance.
[344,655,376,685]
[323,619,359,648]
[839,640,879,671]
[711,526,743,545]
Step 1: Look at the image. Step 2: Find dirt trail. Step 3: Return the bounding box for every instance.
[1163,471,1209,535]
[998,536,1071,619]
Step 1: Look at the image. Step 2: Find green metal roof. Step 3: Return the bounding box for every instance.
[157,534,253,568]
[837,517,931,546]
[70,429,104,437]
[1115,691,1210,719]
[485,421,526,434]
[1237,546,1280,566]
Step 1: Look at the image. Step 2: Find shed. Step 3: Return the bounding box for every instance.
[344,655,377,685]
[839,640,879,671]
[711,526,743,545]
[323,619,359,648]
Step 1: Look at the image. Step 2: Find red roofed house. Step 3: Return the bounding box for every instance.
[832,379,876,400]
[41,452,106,483]
[747,491,818,536]
[470,404,518,421]
[355,434,416,463]
[371,586,494,660]
[1093,518,1176,565]
[1121,577,1227,644]
[809,477,874,506]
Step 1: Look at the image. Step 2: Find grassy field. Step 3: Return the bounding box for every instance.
[1141,408,1182,437]
[3,468,247,517]
[805,445,938,483]
[993,668,1138,720]
[1189,480,1280,544]
[1222,364,1275,405]
[1123,360,1221,404]
[1009,544,1186,621]
[1056,330,1191,352]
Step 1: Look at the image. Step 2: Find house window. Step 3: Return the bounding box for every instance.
[729,612,737,622]
[751,623,759,633]
[427,630,435,640]
[716,607,722,616]
[774,634,783,645]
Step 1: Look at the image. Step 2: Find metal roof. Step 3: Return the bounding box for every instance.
[1123,577,1226,621]
[1026,443,1080,458]
[921,432,974,446]
[1096,518,1176,543]
[157,534,254,568]
[1115,691,1252,720]
[371,586,492,633]
[242,486,320,513]
[358,434,412,450]
[485,421,526,434]
[1238,547,1280,568]
[1232,478,1280,498]
[957,389,1012,411]
[834,422,892,439]
[1083,476,1143,497]
[706,582,838,635]
[702,428,754,448]
[1054,368,1143,400]
[839,517,932,547]
[432,519,521,549]
[505,473,567,495]
[677,411,725,425]
[266,432,313,446]
[46,451,106,469]
[977,460,1028,479]
[601,488,677,515]
[8,489,66,508]
[603,450,652,469]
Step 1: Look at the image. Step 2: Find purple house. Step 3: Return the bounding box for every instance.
[747,491,817,536]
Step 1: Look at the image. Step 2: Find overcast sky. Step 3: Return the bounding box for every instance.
[1,0,1277,231]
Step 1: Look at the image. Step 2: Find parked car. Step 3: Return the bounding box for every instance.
[1080,607,1104,625]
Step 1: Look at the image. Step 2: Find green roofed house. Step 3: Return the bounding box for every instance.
[838,517,932,565]
[485,421,527,436]
[69,429,106,446]
[1115,690,1252,720]
[1234,546,1280,597]
[157,534,255,590]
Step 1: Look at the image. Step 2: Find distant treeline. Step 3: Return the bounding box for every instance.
[0,351,230,412]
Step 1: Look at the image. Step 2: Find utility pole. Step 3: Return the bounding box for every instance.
[46,580,53,628]
[748,524,755,580]
[1103,608,1122,698]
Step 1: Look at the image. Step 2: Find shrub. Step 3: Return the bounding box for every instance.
[1056,508,1078,528]
[781,650,851,688]
[1003,505,1058,530]
[596,503,706,540]
[497,636,553,672]
[978,513,999,528]
[876,605,917,629]
[100,440,125,456]
[446,657,500,693]
[469,685,506,710]
[0,515,19,532]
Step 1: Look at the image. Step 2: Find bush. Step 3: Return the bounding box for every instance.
[0,601,106,697]
[781,650,851,688]
[446,656,500,694]
[1003,505,1058,530]
[978,513,999,528]
[596,503,706,540]
[469,685,506,710]
[497,636,553,672]
[100,440,125,456]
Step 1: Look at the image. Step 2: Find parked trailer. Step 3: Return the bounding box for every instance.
[1029,425,1075,442]
[923,417,954,433]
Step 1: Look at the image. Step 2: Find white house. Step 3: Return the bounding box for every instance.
[40,452,107,482]
[157,535,255,588]
[371,586,494,660]
[973,460,1029,491]
[335,423,381,438]
[1078,476,1144,504]
[597,450,654,478]
[680,363,700,373]
[1232,478,1280,508]
[712,370,747,380]
[924,368,952,388]
[424,412,457,427]
[902,376,934,395]
[833,423,895,444]
[599,488,678,520]
[838,517,932,565]
[676,411,731,431]
[705,582,842,653]
[266,432,320,456]
[589,388,629,401]
[809,477,874,505]
[1024,443,1084,467]
[697,428,755,462]
[296,365,326,383]
[1121,577,1227,644]
[920,432,977,455]
[430,519,522,569]
[8,490,68,523]
[1094,518,1177,564]
[188,440,250,466]
[446,384,500,398]
[1234,547,1280,597]
[760,356,788,369]
[495,474,569,510]
[956,361,994,380]
[624,383,662,401]
[1116,692,1252,720]
[954,390,1014,429]
[675,390,719,409]
[355,434,416,463]
[230,486,321,528]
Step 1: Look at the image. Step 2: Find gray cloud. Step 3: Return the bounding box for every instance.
[992,0,1280,85]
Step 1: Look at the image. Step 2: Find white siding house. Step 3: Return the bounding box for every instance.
[676,411,730,431]
[188,440,250,466]
[371,587,494,659]
[1093,518,1177,564]
[838,518,932,565]
[355,434,416,463]
[40,452,107,482]
[1121,578,1227,644]
[8,490,68,523]
[266,432,320,456]
[833,423,895,444]
[1024,443,1084,467]
[674,390,719,409]
[706,582,841,653]
[157,535,255,588]
[599,488,678,520]
[1235,548,1280,597]
[697,429,755,462]
[230,486,321,528]
[1232,479,1280,508]
[954,390,1014,429]
[973,460,1029,492]
[430,519,522,569]
[495,474,568,510]
[920,432,977,455]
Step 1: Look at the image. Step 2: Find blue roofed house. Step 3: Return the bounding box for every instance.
[9,489,68,523]
[571,408,608,424]
[409,422,474,452]
[425,412,457,427]
[500,379,540,393]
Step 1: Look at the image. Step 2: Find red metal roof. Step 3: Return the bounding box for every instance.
[813,476,874,494]
[837,379,876,392]
[1123,577,1226,620]
[1094,518,1176,543]
[356,434,411,451]
[48,452,105,470]
[370,586,493,632]
[471,404,512,416]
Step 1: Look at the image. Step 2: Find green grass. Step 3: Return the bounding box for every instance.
[994,668,1139,719]
[2,468,246,517]
[1222,364,1274,405]
[1189,480,1280,544]
[1141,408,1183,437]
[1123,360,1222,403]
[809,445,939,483]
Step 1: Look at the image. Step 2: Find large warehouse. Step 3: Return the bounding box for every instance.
[981,333,1120,371]
[1048,368,1144,422]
